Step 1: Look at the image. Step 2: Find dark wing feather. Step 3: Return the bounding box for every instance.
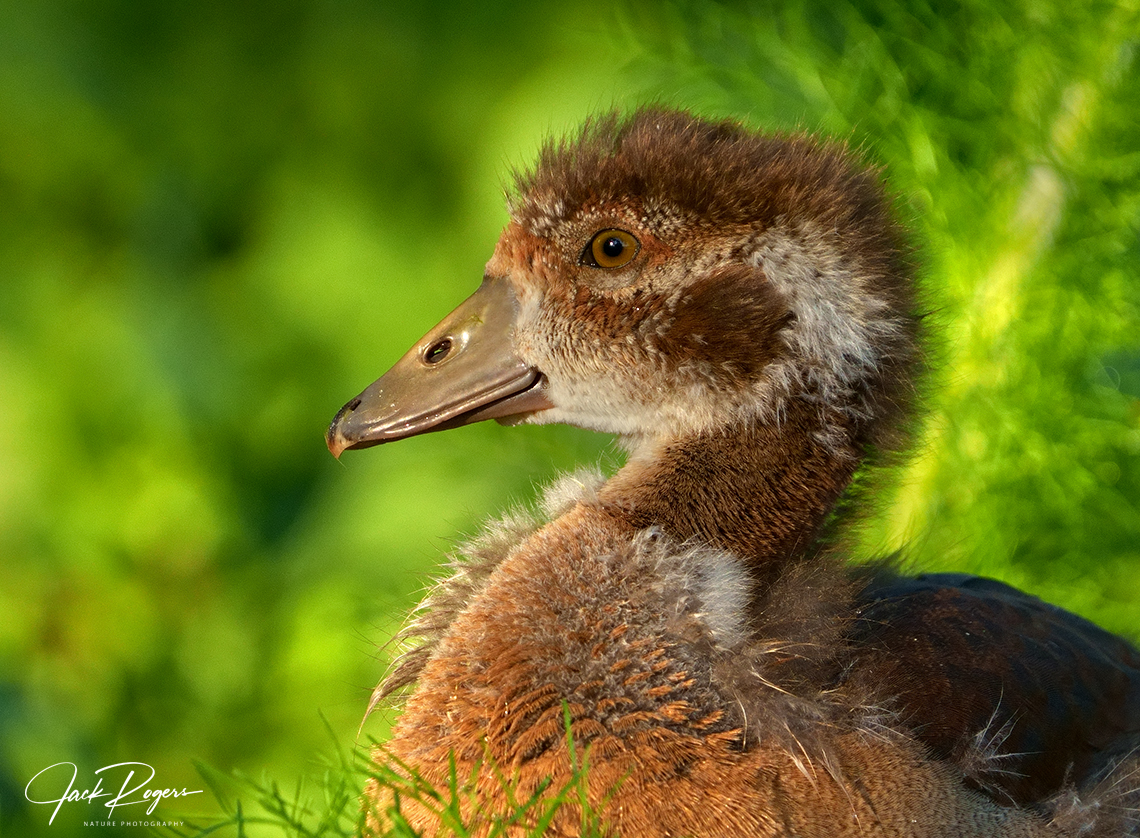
[848,572,1140,804]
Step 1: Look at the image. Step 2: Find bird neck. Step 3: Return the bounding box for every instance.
[597,399,860,580]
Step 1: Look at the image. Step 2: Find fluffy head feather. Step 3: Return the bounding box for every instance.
[503,109,920,452]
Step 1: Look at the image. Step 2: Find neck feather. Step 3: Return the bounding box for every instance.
[598,399,860,578]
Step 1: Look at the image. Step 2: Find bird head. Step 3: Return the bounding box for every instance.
[327,109,917,459]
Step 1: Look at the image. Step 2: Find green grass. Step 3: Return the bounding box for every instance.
[158,710,612,838]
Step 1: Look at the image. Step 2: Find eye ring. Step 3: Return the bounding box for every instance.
[581,229,640,269]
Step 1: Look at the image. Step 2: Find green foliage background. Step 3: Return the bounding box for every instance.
[1,1,1137,835]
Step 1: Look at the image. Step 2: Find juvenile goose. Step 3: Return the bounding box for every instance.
[327,109,1140,836]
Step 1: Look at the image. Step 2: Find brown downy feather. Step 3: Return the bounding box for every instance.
[372,470,609,708]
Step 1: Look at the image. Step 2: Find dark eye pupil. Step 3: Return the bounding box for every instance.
[601,237,624,258]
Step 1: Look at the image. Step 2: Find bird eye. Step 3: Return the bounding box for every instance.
[582,229,640,269]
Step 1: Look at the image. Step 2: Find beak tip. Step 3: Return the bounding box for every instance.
[326,406,355,459]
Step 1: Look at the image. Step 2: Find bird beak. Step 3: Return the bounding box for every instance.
[326,278,552,458]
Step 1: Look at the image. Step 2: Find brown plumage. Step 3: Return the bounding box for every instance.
[327,109,1140,836]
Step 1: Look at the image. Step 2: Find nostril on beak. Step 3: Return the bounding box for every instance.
[423,338,453,365]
